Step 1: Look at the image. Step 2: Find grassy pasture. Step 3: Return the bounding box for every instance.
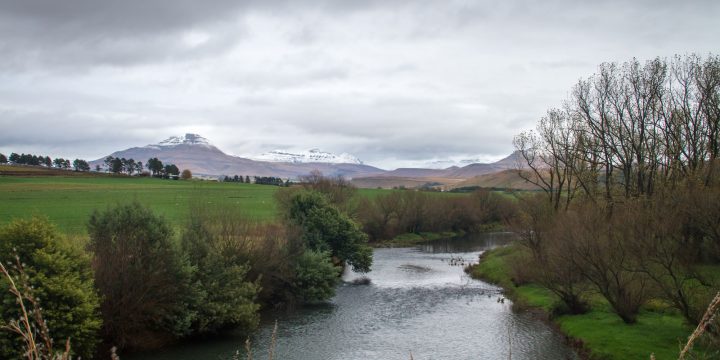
[0,172,465,235]
[0,176,280,235]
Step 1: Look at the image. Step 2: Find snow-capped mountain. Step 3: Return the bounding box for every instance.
[145,134,214,149]
[91,134,382,178]
[251,149,363,165]
[89,132,520,185]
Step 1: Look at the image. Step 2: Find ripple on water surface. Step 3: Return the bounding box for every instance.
[128,233,576,360]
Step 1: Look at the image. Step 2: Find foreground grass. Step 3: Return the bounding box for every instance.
[468,245,698,360]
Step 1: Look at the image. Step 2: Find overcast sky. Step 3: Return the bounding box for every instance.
[0,0,718,169]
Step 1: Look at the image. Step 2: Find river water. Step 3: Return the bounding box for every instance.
[129,233,576,360]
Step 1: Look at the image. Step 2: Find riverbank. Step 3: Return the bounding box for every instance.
[371,231,465,247]
[372,223,506,248]
[466,245,697,360]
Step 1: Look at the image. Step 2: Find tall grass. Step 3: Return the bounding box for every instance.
[679,292,720,359]
[0,258,71,360]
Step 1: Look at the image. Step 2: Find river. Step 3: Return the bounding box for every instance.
[129,232,576,359]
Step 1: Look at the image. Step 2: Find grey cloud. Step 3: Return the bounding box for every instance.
[1,0,719,169]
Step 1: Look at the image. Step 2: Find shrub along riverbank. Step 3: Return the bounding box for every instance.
[467,245,710,359]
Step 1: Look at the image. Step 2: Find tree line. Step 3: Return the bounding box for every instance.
[357,189,515,241]
[507,53,720,329]
[1,152,91,172]
[514,53,720,209]
[223,174,251,183]
[102,156,183,179]
[221,175,291,186]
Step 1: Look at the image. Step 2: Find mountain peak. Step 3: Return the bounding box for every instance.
[156,133,211,146]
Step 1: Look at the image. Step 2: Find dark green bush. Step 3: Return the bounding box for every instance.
[181,215,261,334]
[87,202,196,350]
[288,191,373,273]
[0,217,101,359]
[292,250,341,303]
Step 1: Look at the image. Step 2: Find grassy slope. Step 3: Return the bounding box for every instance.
[468,246,698,360]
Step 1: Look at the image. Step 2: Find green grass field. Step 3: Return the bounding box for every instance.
[468,245,704,360]
[0,174,457,236]
[0,169,474,236]
[0,176,281,235]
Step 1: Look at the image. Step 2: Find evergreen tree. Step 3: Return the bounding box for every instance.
[73,159,91,172]
[288,191,373,273]
[0,218,101,359]
[164,164,180,178]
[104,156,114,171]
[146,157,164,176]
[110,157,123,173]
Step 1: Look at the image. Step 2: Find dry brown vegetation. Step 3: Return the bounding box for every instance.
[0,259,71,360]
[507,53,720,356]
[357,189,516,241]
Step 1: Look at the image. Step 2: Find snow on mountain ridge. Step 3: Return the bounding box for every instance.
[144,133,213,149]
[159,134,210,146]
[252,149,364,165]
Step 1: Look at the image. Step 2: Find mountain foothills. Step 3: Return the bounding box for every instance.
[89,133,523,188]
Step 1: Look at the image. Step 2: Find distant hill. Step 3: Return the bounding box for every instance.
[90,134,385,179]
[351,176,465,189]
[351,151,524,188]
[376,151,521,179]
[448,169,540,191]
[380,167,455,178]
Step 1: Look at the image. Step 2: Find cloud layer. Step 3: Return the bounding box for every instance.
[1,0,718,169]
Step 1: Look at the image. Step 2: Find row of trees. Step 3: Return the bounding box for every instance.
[103,156,143,175]
[1,151,186,178]
[508,54,720,327]
[291,170,516,242]
[255,176,289,186]
[357,189,515,241]
[1,152,91,171]
[223,175,251,183]
[102,156,182,178]
[514,54,720,208]
[221,175,291,186]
